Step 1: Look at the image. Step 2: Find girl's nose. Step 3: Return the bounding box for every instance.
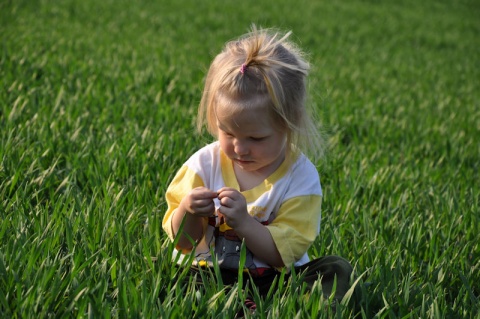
[234,139,248,155]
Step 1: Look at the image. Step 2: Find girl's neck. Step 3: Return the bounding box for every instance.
[233,153,285,192]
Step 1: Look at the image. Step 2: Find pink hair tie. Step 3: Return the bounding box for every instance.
[240,63,248,74]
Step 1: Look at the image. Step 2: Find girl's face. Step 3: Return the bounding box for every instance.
[216,103,287,177]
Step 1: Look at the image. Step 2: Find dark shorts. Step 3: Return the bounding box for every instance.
[190,255,354,301]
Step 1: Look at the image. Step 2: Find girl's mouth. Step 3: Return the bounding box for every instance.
[235,159,253,165]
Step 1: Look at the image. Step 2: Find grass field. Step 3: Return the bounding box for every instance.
[1,0,479,317]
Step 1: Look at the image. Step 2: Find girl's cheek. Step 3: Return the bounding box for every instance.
[222,143,234,157]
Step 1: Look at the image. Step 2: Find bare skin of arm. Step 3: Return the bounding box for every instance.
[217,187,284,267]
[171,187,218,251]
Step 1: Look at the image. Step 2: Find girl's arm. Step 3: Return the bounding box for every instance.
[217,187,284,267]
[235,217,284,267]
[171,206,205,251]
[171,187,217,251]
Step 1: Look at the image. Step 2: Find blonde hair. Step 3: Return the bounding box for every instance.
[197,26,324,161]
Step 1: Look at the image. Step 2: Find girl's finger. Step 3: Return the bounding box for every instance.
[217,187,237,196]
[219,196,232,207]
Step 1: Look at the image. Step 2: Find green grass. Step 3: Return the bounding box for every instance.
[1,0,479,317]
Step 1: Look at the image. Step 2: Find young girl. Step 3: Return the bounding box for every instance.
[162,26,353,313]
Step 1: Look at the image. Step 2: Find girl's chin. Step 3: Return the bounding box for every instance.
[234,160,258,171]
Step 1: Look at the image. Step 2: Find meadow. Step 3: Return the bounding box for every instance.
[1,0,479,317]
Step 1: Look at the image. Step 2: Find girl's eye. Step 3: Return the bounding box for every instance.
[250,137,266,141]
[221,130,233,137]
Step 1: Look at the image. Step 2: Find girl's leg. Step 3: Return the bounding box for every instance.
[294,255,354,301]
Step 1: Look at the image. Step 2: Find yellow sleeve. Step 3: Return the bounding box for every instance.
[266,195,322,267]
[162,165,206,241]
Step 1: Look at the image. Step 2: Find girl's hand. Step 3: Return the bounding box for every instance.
[217,187,250,229]
[181,187,218,217]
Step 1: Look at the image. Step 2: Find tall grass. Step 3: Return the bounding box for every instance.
[1,0,479,317]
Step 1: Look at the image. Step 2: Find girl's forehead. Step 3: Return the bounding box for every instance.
[216,108,286,138]
[212,92,284,131]
[214,92,271,117]
[216,109,274,134]
[216,103,267,119]
[215,98,271,124]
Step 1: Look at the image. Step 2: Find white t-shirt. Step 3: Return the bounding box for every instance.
[163,142,322,269]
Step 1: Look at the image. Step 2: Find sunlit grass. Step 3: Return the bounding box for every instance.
[1,0,479,317]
